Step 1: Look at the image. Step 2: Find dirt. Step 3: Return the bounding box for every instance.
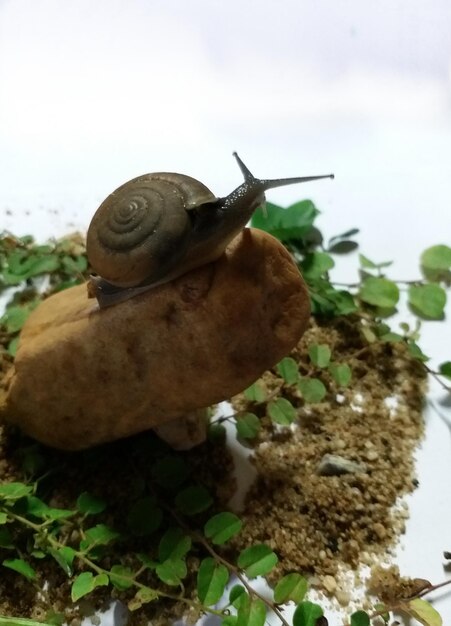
[0,314,427,623]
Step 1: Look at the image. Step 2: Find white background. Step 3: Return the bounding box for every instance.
[1,1,451,624]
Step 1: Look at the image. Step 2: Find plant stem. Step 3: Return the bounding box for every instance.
[166,505,290,626]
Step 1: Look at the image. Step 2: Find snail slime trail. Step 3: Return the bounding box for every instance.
[86,152,333,308]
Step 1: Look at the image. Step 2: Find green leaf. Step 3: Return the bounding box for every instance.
[359,277,400,309]
[252,200,319,241]
[136,553,158,570]
[197,557,229,606]
[404,598,442,626]
[0,512,8,525]
[235,412,261,439]
[127,496,163,536]
[298,377,327,403]
[221,617,238,626]
[421,245,451,271]
[158,528,192,561]
[276,357,300,385]
[61,255,88,274]
[128,587,159,611]
[350,611,370,626]
[83,523,120,547]
[155,558,187,586]
[236,594,266,626]
[68,572,109,599]
[204,512,243,545]
[327,240,358,254]
[25,496,74,520]
[439,361,451,380]
[373,603,389,624]
[308,344,331,368]
[329,227,359,243]
[328,363,352,387]
[0,305,32,333]
[408,284,447,320]
[292,600,324,626]
[379,332,404,343]
[175,485,213,515]
[300,252,335,279]
[3,252,60,284]
[229,584,246,606]
[243,382,267,403]
[267,398,297,425]
[109,564,134,590]
[46,610,66,626]
[27,255,61,277]
[94,573,109,588]
[3,558,36,581]
[0,482,33,501]
[7,336,20,357]
[49,547,76,576]
[237,544,278,579]
[310,283,357,317]
[151,455,190,490]
[407,341,429,362]
[359,254,392,270]
[76,492,106,515]
[274,573,308,604]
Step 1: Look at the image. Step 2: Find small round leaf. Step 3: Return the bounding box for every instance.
[158,528,191,561]
[408,284,447,320]
[196,557,229,606]
[276,357,300,385]
[237,544,278,579]
[308,344,331,368]
[328,363,352,387]
[267,398,297,425]
[298,378,327,403]
[3,558,36,581]
[175,485,213,515]
[236,413,261,439]
[421,244,451,270]
[274,573,308,604]
[243,382,267,403]
[293,600,324,626]
[109,564,134,590]
[204,512,243,545]
[155,559,187,586]
[350,610,370,626]
[71,572,95,602]
[359,277,399,309]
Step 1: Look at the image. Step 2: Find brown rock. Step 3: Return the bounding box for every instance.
[0,228,310,450]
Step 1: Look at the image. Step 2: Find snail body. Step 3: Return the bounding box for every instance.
[87,153,333,308]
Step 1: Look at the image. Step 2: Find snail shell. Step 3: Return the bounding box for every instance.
[87,153,334,308]
[87,173,216,288]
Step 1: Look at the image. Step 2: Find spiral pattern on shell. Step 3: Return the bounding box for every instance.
[87,173,216,288]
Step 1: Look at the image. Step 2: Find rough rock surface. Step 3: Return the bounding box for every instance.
[0,228,310,449]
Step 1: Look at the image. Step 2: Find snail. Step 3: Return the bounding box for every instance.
[87,153,333,308]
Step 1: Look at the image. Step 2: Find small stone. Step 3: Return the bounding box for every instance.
[373,523,387,539]
[365,449,379,461]
[316,454,367,476]
[336,590,351,606]
[322,575,337,594]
